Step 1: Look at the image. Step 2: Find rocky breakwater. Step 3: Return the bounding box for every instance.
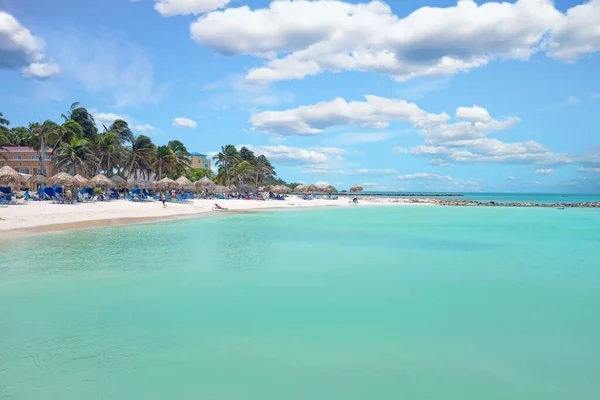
[407,198,600,208]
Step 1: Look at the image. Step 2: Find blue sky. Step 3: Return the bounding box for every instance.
[1,0,599,192]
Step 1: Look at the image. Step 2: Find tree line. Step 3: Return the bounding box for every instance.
[0,104,299,190]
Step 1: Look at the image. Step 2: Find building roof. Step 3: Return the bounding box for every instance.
[0,146,53,153]
[190,152,207,157]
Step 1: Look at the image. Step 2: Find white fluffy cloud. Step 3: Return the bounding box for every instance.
[334,132,393,144]
[398,173,453,181]
[250,95,444,135]
[0,11,59,79]
[92,112,129,126]
[189,0,600,83]
[21,62,60,79]
[545,0,600,62]
[135,124,156,132]
[173,117,197,128]
[251,94,569,166]
[508,176,517,180]
[239,144,337,165]
[535,168,554,175]
[338,169,397,176]
[155,0,230,16]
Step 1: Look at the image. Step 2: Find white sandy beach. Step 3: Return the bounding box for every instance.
[0,196,428,235]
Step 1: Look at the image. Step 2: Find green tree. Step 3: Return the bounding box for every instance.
[125,135,156,179]
[167,140,191,178]
[49,120,83,150]
[55,138,96,176]
[29,120,58,175]
[234,160,253,191]
[0,112,10,150]
[153,145,174,181]
[185,168,214,181]
[252,155,276,190]
[213,144,239,187]
[96,130,122,176]
[69,105,97,141]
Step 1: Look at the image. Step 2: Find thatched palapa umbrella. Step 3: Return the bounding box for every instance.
[157,177,179,190]
[48,172,79,187]
[74,174,90,187]
[131,179,152,189]
[306,184,319,193]
[89,174,114,188]
[110,175,127,189]
[195,176,215,190]
[350,185,364,193]
[293,184,306,193]
[0,166,26,187]
[323,185,338,194]
[212,185,230,193]
[28,174,48,186]
[175,176,194,190]
[272,185,292,194]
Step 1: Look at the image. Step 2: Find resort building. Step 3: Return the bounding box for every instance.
[190,152,211,170]
[0,146,53,176]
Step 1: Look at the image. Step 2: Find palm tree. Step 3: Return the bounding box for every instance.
[49,120,83,150]
[252,155,275,190]
[55,138,96,176]
[0,112,10,151]
[110,119,133,144]
[213,145,239,187]
[125,135,156,179]
[29,120,57,175]
[153,145,174,181]
[96,130,121,175]
[234,160,252,191]
[68,104,97,141]
[167,140,191,178]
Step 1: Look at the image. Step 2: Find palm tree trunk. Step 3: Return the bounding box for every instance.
[107,152,111,176]
[96,154,104,175]
[158,163,162,182]
[127,157,136,179]
[40,136,46,175]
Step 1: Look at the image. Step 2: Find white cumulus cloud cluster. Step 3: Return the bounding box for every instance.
[535,168,555,175]
[187,0,600,83]
[173,117,197,128]
[251,95,569,166]
[0,11,60,79]
[155,0,231,16]
[238,145,341,166]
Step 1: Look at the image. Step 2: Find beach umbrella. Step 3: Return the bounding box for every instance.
[131,179,151,189]
[212,185,230,193]
[0,165,26,187]
[272,185,291,194]
[350,185,364,193]
[48,172,79,187]
[175,176,194,190]
[195,176,215,189]
[74,174,90,187]
[293,184,306,193]
[89,174,114,188]
[157,177,179,190]
[110,175,127,189]
[28,174,48,186]
[306,184,319,193]
[323,185,338,194]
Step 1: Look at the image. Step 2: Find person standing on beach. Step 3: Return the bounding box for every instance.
[161,193,167,208]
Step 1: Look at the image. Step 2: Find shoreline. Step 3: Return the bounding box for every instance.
[0,197,427,238]
[1,196,598,239]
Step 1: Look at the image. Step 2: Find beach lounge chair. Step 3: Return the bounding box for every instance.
[213,203,228,211]
[175,195,193,204]
[0,195,8,207]
[127,193,140,202]
[350,197,358,204]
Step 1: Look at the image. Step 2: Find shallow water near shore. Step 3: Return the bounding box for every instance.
[1,206,599,399]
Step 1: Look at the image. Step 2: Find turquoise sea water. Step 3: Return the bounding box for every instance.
[1,206,600,399]
[365,192,600,204]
